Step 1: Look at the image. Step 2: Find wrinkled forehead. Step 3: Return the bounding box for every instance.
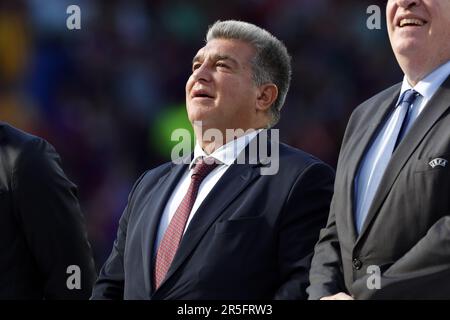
[192,38,256,64]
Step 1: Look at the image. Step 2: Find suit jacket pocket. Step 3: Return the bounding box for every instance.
[214,217,264,235]
[414,153,450,173]
[414,167,450,221]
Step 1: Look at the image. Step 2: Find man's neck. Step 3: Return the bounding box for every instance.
[400,56,450,87]
[194,127,263,154]
[200,140,222,155]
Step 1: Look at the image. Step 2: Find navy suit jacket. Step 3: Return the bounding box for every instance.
[92,131,334,299]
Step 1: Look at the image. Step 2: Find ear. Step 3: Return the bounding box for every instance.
[256,84,278,112]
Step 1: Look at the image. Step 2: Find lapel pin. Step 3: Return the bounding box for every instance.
[429,158,448,168]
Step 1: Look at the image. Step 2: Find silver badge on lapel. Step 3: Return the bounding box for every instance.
[429,158,448,168]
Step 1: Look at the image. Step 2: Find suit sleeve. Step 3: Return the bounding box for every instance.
[307,194,348,299]
[12,138,96,299]
[274,162,334,300]
[90,170,148,300]
[352,216,450,299]
[306,108,362,300]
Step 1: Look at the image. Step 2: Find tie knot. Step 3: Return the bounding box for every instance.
[191,157,219,181]
[397,89,420,108]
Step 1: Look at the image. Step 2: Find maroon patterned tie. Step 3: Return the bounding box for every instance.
[153,157,219,289]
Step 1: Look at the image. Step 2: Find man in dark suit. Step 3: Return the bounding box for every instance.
[0,122,96,299]
[308,0,450,299]
[92,20,334,300]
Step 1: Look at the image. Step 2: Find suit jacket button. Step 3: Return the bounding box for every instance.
[352,258,362,270]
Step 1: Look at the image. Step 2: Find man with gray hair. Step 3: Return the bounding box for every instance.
[92,20,334,300]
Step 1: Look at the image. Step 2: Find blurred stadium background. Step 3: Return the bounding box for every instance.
[0,0,401,269]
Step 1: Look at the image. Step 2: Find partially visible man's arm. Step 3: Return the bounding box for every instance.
[306,196,348,300]
[306,105,366,300]
[274,162,334,299]
[90,205,129,300]
[13,138,96,299]
[91,169,150,300]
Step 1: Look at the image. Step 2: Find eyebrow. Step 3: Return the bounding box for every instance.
[192,54,239,67]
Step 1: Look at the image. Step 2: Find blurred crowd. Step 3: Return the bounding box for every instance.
[0,0,402,268]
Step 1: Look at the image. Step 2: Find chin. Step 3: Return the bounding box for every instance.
[188,103,216,117]
[394,39,422,57]
[188,111,210,126]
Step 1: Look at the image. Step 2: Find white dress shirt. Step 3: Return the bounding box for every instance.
[354,60,450,233]
[154,129,262,253]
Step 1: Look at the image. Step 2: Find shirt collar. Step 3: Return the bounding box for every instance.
[189,129,262,170]
[398,60,450,105]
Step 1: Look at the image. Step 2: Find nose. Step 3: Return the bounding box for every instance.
[396,0,419,9]
[191,61,212,83]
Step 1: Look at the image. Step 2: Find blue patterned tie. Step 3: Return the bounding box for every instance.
[153,157,218,289]
[393,89,420,150]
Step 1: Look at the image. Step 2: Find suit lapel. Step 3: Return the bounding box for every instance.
[152,131,272,295]
[158,163,261,289]
[345,86,401,242]
[142,161,189,296]
[357,77,450,241]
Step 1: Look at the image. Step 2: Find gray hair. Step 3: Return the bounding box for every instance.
[206,20,292,127]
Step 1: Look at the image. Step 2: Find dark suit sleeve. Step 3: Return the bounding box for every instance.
[307,194,347,299]
[352,216,450,299]
[306,108,362,300]
[12,138,96,299]
[274,162,334,300]
[90,171,148,300]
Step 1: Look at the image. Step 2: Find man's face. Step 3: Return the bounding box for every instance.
[387,0,450,72]
[186,38,259,133]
